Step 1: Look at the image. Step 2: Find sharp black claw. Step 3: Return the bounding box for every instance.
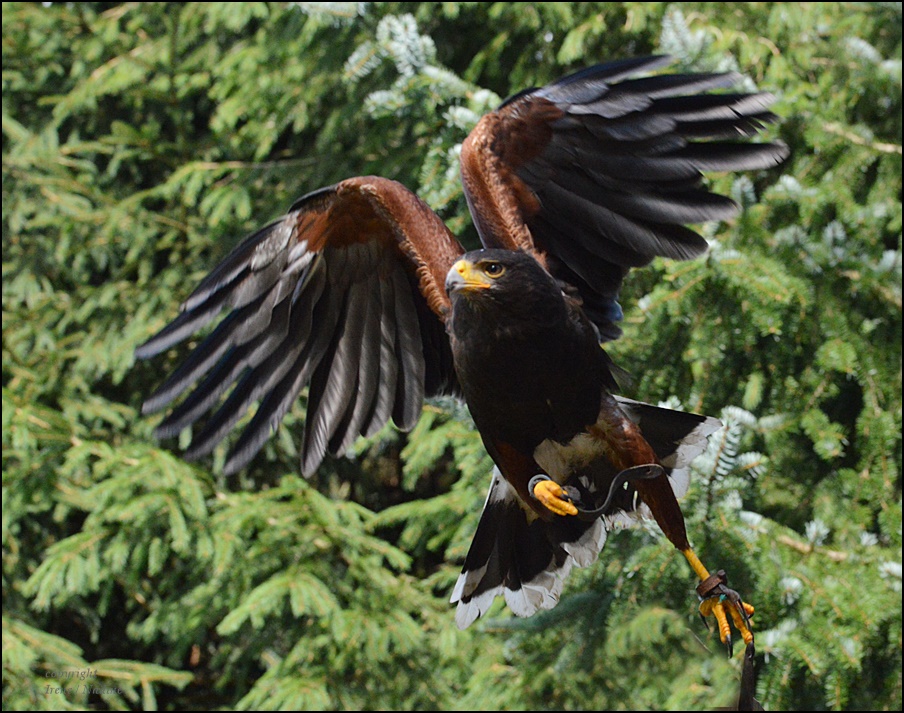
[725,633,734,659]
[735,597,752,629]
[562,485,580,503]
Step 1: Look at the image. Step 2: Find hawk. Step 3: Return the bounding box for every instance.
[136,56,787,650]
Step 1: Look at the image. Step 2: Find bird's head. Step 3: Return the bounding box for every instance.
[445,252,505,295]
[445,249,566,323]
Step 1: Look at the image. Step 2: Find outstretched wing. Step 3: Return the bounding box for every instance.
[460,55,789,340]
[136,176,462,475]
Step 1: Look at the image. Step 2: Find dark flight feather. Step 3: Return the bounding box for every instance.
[136,57,786,634]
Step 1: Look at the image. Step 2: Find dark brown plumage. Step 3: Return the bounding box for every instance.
[136,56,787,644]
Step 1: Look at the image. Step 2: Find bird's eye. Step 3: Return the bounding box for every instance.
[483,261,505,278]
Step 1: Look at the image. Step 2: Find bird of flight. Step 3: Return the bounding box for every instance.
[136,55,788,651]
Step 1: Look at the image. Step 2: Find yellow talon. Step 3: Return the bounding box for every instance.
[684,548,755,652]
[532,478,578,517]
[730,602,756,645]
[699,598,735,645]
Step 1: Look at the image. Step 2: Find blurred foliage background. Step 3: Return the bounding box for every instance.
[3,2,901,710]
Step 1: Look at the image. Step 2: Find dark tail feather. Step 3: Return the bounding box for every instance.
[451,468,608,629]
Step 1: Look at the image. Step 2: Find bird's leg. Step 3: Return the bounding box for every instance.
[683,548,755,657]
[531,393,756,656]
[530,469,756,655]
[528,474,578,516]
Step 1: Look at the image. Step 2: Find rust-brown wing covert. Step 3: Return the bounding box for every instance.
[136,176,462,475]
[460,55,788,340]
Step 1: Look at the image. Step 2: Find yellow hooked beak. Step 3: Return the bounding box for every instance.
[445,259,493,295]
